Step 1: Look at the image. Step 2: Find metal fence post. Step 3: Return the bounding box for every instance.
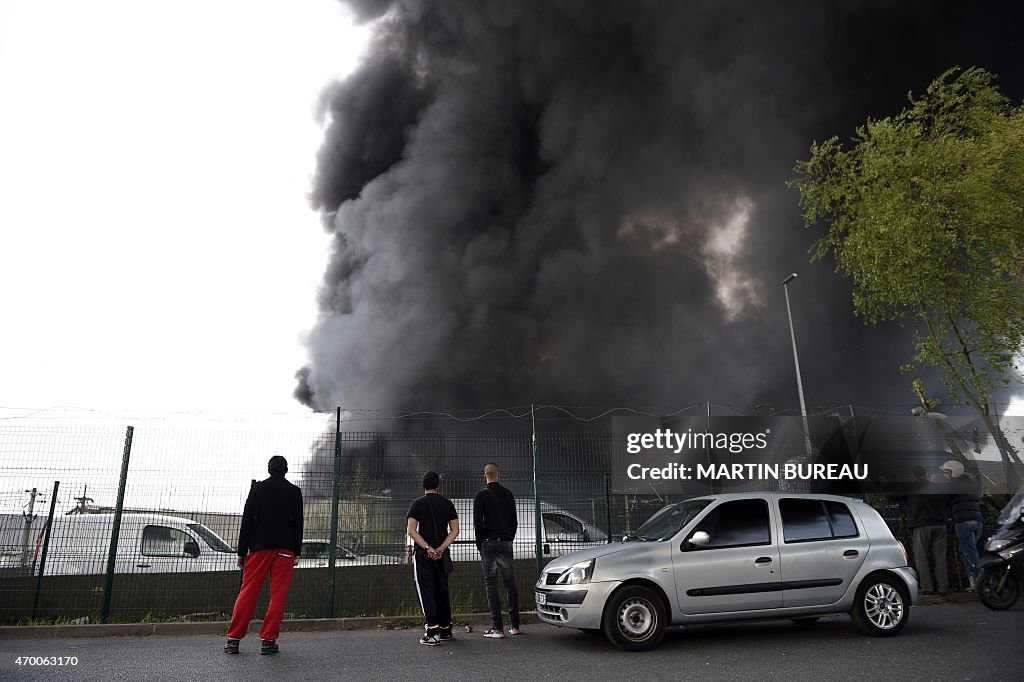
[532,405,542,579]
[603,473,612,543]
[101,425,134,623]
[326,407,342,618]
[31,480,60,619]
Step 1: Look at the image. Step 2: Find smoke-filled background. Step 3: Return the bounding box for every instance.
[296,0,1024,414]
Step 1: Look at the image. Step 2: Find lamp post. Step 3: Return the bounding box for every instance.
[782,273,812,456]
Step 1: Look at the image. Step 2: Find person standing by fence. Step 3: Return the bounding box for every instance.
[473,462,520,638]
[224,455,304,655]
[942,459,984,591]
[407,471,459,646]
[891,466,949,596]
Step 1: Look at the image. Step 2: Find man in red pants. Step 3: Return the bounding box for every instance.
[224,455,304,655]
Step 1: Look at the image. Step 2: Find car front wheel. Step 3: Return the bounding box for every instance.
[602,585,667,652]
[850,574,909,636]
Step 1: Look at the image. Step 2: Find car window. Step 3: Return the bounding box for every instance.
[693,499,770,548]
[544,513,584,539]
[780,499,833,542]
[633,499,712,541]
[780,499,860,542]
[825,501,858,538]
[142,525,195,557]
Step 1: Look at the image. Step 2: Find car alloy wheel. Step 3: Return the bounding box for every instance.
[851,574,909,637]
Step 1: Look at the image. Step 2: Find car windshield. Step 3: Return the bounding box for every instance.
[186,523,234,553]
[631,499,713,541]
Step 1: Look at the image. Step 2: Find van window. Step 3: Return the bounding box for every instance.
[693,499,770,548]
[780,499,833,542]
[543,513,584,541]
[187,523,234,553]
[142,525,194,557]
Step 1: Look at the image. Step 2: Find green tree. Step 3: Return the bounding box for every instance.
[789,67,1024,485]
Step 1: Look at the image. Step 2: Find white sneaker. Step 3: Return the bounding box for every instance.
[483,628,505,639]
[508,626,521,636]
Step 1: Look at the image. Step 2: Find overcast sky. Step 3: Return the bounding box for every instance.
[0,0,368,416]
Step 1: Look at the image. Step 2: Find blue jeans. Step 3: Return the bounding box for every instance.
[954,520,982,581]
[480,540,519,630]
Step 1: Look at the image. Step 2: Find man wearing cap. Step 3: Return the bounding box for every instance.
[407,471,459,645]
[224,455,304,655]
[942,459,983,591]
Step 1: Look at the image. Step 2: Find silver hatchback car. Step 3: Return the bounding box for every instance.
[535,493,918,651]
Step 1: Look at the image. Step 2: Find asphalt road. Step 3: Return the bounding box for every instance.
[1,602,1022,681]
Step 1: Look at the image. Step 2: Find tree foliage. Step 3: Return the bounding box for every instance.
[790,67,1024,414]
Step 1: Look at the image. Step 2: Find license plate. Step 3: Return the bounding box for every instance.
[535,591,546,606]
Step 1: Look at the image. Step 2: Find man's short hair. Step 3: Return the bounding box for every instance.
[268,456,288,476]
[483,463,499,478]
[422,471,440,490]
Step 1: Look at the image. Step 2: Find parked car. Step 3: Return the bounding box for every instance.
[296,539,403,568]
[535,493,917,651]
[447,499,608,562]
[34,513,238,576]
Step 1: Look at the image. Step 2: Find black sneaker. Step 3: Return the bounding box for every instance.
[223,639,240,655]
[438,624,454,641]
[260,639,279,655]
[420,631,440,646]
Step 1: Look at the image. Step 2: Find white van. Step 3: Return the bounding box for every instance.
[36,513,238,576]
[446,500,608,562]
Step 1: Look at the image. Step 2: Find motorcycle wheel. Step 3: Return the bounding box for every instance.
[976,566,1020,611]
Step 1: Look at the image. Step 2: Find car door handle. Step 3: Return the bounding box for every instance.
[136,563,152,569]
[843,550,859,558]
[755,557,773,565]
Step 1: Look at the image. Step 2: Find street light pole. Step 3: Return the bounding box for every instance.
[782,273,811,454]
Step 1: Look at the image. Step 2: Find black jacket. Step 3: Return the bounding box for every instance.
[891,479,948,529]
[237,475,304,557]
[473,482,517,550]
[949,474,983,523]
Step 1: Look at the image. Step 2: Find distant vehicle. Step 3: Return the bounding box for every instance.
[536,493,917,651]
[295,539,403,568]
[33,513,238,576]
[446,499,608,562]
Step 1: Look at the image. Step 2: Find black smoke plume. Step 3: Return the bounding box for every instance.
[296,0,1024,415]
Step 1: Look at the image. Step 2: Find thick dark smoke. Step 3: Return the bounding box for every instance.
[296,0,1024,414]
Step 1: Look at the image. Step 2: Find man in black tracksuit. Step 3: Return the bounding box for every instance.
[473,463,520,638]
[407,471,459,646]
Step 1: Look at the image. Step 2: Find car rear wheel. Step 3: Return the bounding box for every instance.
[602,585,666,652]
[850,574,909,636]
[976,566,1020,610]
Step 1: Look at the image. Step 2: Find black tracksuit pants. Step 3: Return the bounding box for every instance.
[412,548,451,627]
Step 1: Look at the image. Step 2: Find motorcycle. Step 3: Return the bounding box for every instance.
[976,483,1024,610]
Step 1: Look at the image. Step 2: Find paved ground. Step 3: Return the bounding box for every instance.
[1,600,1022,681]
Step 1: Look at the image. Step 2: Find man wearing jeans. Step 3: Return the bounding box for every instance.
[942,460,983,591]
[473,463,520,638]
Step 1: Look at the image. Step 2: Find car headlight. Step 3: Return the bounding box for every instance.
[556,559,594,585]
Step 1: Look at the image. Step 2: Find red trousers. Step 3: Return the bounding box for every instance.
[227,548,296,641]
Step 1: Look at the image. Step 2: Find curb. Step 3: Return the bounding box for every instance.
[0,611,541,640]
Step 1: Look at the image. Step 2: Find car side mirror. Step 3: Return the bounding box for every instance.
[183,541,200,558]
[683,531,710,551]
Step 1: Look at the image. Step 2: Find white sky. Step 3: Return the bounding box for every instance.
[0,0,370,417]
